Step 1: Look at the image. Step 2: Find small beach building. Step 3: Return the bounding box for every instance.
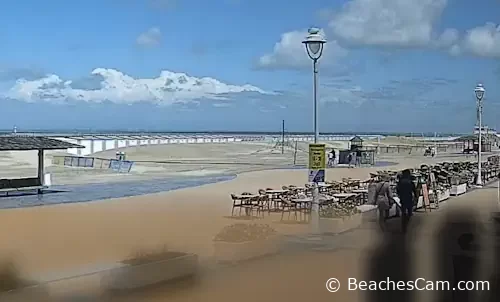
[349,135,364,151]
[0,135,83,195]
[455,134,493,153]
[337,136,376,166]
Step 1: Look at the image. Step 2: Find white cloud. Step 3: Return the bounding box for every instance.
[136,27,162,47]
[6,68,268,105]
[459,23,500,58]
[328,0,448,47]
[434,28,460,48]
[257,29,347,69]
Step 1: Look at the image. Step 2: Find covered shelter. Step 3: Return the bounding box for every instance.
[337,135,376,166]
[349,135,364,151]
[0,136,83,195]
[455,134,494,153]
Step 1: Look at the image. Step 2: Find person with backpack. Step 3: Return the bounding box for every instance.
[369,175,396,231]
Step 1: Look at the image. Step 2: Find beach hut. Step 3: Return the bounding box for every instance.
[456,134,492,153]
[336,136,375,166]
[350,135,364,151]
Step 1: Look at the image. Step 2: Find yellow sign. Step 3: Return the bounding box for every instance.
[309,144,326,169]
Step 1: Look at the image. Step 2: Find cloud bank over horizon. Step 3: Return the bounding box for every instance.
[5,68,268,105]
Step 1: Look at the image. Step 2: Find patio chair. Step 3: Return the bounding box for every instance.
[231,193,258,217]
[231,194,244,216]
[256,193,270,215]
[279,196,300,221]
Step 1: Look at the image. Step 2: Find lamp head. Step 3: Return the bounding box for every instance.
[475,83,485,101]
[302,27,327,60]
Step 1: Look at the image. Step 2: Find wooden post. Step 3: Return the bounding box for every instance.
[293,141,298,165]
[281,120,285,154]
[37,149,44,194]
[430,172,439,209]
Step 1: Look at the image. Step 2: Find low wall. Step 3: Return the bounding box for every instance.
[366,143,464,155]
[52,155,134,173]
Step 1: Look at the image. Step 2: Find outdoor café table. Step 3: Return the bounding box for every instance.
[266,189,288,194]
[333,193,357,199]
[317,183,333,188]
[317,183,333,193]
[265,190,288,211]
[233,194,260,199]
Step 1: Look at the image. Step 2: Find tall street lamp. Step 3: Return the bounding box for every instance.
[303,28,326,234]
[475,83,485,186]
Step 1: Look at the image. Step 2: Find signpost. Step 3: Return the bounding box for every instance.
[429,172,439,209]
[308,144,326,183]
[421,184,431,212]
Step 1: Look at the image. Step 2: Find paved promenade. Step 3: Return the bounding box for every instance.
[96,183,498,302]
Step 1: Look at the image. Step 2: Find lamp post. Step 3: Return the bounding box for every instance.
[303,28,326,234]
[475,83,485,186]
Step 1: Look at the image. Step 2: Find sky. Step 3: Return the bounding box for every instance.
[1,0,500,133]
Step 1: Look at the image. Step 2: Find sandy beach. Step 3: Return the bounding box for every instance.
[0,138,497,301]
[0,137,458,185]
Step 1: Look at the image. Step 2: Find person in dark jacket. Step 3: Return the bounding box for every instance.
[396,169,418,233]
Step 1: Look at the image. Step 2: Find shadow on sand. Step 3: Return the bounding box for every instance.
[365,208,500,302]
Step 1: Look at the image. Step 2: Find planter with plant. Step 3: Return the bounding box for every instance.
[101,248,198,291]
[319,202,363,234]
[214,223,280,263]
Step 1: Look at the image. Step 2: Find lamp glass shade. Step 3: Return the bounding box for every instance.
[475,89,484,100]
[308,42,321,55]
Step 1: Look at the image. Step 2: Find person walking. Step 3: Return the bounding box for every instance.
[347,152,353,168]
[396,169,418,234]
[355,149,362,166]
[369,175,396,232]
[328,149,334,167]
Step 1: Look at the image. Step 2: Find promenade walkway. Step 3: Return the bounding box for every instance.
[100,184,499,302]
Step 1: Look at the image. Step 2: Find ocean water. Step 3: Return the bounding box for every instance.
[0,175,235,209]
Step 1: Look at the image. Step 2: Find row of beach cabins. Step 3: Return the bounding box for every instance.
[50,134,381,156]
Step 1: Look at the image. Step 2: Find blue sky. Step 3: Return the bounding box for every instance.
[1,0,500,133]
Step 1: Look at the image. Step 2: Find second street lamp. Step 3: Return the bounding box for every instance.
[302,27,326,144]
[475,83,485,186]
[303,28,326,234]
